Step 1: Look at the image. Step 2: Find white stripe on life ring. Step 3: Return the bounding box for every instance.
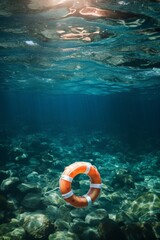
[90,183,102,189]
[62,190,73,199]
[83,194,92,207]
[61,175,73,182]
[84,163,91,174]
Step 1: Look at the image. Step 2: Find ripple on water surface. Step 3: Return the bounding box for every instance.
[0,0,160,94]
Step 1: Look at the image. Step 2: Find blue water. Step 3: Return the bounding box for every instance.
[0,0,160,94]
[1,92,160,152]
[0,1,160,239]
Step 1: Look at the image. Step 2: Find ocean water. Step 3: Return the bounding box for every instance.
[0,0,160,240]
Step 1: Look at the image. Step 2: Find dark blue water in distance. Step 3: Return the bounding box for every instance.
[0,0,160,239]
[1,92,160,143]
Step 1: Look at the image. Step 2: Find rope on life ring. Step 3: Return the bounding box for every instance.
[59,162,102,208]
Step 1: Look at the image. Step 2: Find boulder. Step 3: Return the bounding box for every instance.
[22,212,53,239]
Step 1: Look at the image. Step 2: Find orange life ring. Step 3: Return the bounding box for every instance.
[59,162,102,208]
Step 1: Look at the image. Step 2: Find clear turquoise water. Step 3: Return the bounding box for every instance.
[0,0,160,94]
[0,1,160,239]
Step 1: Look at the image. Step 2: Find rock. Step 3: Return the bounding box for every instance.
[7,199,18,211]
[81,227,100,240]
[42,153,55,164]
[54,219,70,231]
[74,178,90,196]
[26,171,39,183]
[111,170,135,189]
[140,222,158,240]
[0,196,18,224]
[21,212,53,239]
[8,227,26,240]
[0,170,10,183]
[98,218,126,240]
[29,157,40,167]
[21,193,42,210]
[70,208,88,219]
[152,221,160,239]
[0,177,20,192]
[126,192,160,221]
[70,220,88,234]
[15,153,28,162]
[85,209,108,225]
[49,231,78,240]
[105,191,123,204]
[58,205,72,222]
[0,194,8,210]
[0,210,5,223]
[17,183,41,194]
[45,205,60,222]
[9,146,28,162]
[0,222,19,237]
[43,192,64,206]
[121,223,156,240]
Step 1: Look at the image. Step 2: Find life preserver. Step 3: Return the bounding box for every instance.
[59,162,102,208]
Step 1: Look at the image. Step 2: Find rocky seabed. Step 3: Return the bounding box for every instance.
[0,130,160,240]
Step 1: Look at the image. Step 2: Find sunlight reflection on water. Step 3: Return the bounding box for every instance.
[0,0,160,94]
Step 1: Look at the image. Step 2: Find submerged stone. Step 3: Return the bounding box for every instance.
[21,193,42,210]
[45,205,60,222]
[152,221,160,239]
[17,183,41,194]
[43,192,64,206]
[85,209,108,225]
[21,212,53,239]
[70,208,88,219]
[81,227,100,240]
[106,191,124,203]
[111,170,135,189]
[8,227,26,240]
[70,220,88,234]
[121,222,157,240]
[98,218,126,240]
[54,219,70,231]
[0,170,10,183]
[0,222,19,237]
[49,231,78,240]
[26,171,39,182]
[1,177,20,192]
[0,194,8,210]
[126,192,160,221]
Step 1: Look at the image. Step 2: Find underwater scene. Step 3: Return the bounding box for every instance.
[0,0,160,239]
